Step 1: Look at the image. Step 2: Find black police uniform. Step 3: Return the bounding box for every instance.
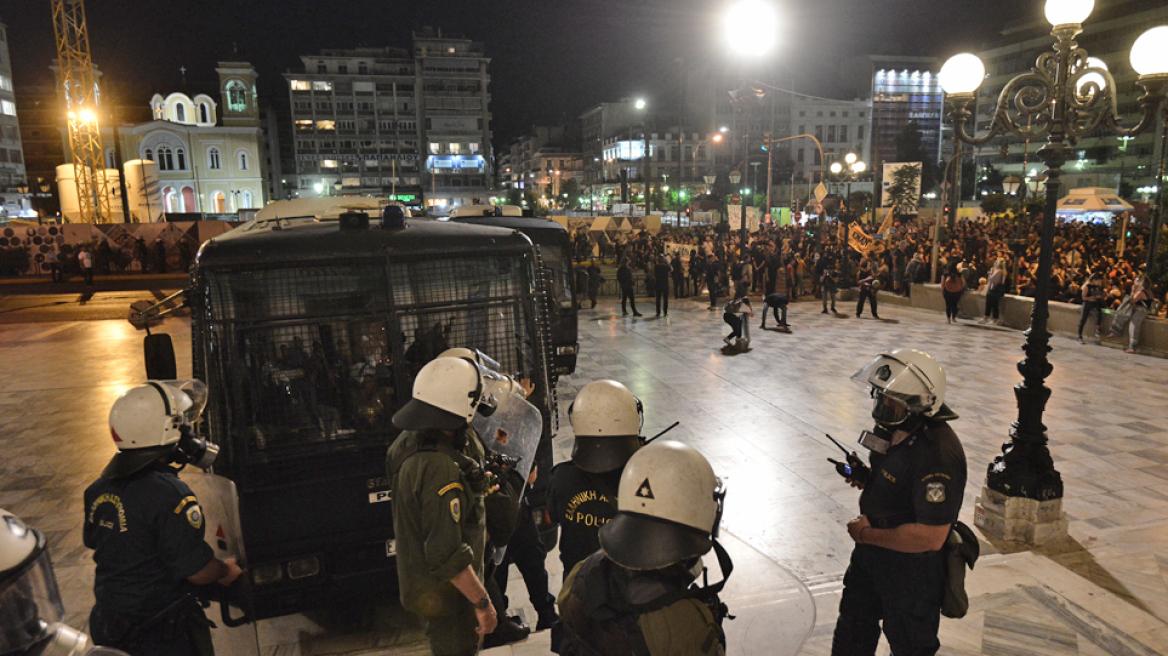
[84,464,215,656]
[831,418,966,656]
[546,462,621,579]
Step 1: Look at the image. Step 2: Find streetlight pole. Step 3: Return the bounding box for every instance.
[940,8,1167,544]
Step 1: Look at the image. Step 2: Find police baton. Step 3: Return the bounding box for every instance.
[643,422,680,444]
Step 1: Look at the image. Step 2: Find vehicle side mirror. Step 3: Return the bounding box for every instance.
[144,333,177,380]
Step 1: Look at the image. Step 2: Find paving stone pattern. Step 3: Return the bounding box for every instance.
[4,293,1168,655]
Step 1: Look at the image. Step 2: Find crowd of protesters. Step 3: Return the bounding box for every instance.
[570,212,1168,322]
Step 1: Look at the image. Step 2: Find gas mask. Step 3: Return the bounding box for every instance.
[173,425,219,470]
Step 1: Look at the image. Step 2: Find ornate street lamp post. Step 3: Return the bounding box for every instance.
[940,2,1168,544]
[829,153,867,221]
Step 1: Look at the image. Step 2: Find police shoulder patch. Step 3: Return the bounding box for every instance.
[450,497,461,523]
[185,504,204,529]
[925,482,946,503]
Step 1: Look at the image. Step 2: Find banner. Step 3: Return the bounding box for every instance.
[874,205,896,240]
[848,223,875,254]
[727,206,762,232]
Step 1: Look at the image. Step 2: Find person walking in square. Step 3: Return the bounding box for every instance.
[617,258,641,316]
[856,260,879,319]
[822,265,839,314]
[79,247,95,286]
[586,259,602,309]
[1078,272,1105,343]
[654,253,673,317]
[941,263,965,324]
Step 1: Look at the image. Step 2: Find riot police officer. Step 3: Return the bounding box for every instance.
[386,357,500,656]
[831,349,967,656]
[547,380,644,579]
[557,441,732,656]
[1,507,131,656]
[84,380,243,656]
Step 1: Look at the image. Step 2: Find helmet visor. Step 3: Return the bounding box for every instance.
[872,390,911,426]
[158,379,208,424]
[850,355,935,414]
[0,533,63,653]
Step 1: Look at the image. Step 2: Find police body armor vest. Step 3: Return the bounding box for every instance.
[559,539,734,656]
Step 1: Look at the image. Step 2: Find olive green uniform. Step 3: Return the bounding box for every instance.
[387,427,487,656]
[557,552,726,656]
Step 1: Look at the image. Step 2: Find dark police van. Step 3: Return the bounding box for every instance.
[449,205,578,378]
[140,199,555,619]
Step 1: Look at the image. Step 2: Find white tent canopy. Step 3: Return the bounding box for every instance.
[1056,188,1133,213]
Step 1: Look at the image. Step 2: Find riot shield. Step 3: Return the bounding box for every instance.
[181,470,262,655]
[472,389,543,482]
[709,529,815,656]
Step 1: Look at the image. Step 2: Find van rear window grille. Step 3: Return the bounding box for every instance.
[197,254,541,489]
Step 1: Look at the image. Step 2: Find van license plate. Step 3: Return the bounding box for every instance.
[386,539,396,557]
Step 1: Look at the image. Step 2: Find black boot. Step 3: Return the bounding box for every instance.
[482,615,531,649]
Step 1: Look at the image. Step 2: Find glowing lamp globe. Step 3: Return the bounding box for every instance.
[845,152,857,164]
[853,161,867,174]
[939,54,986,95]
[830,162,843,174]
[724,0,778,58]
[1044,0,1094,26]
[1130,26,1168,76]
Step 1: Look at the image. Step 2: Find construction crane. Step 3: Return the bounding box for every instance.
[52,0,112,223]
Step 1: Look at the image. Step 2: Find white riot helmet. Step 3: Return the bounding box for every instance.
[568,380,643,473]
[104,380,215,479]
[0,508,63,655]
[598,441,725,571]
[851,349,947,425]
[437,348,524,399]
[393,357,498,431]
[0,509,126,656]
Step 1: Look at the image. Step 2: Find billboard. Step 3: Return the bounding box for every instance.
[881,162,922,212]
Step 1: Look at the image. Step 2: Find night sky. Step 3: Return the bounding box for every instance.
[0,0,1032,146]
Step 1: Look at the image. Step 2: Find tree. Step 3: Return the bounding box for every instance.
[887,163,923,213]
[848,191,873,215]
[893,121,939,192]
[505,188,522,207]
[980,193,1010,215]
[1118,180,1135,201]
[560,178,581,207]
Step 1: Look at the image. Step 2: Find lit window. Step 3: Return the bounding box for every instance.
[450,143,461,154]
[291,80,311,91]
[321,160,338,168]
[312,81,332,91]
[469,143,480,153]
[226,80,248,113]
[0,76,11,91]
[316,120,336,130]
[0,100,15,116]
[429,143,441,154]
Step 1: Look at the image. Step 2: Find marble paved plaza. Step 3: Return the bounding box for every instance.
[3,291,1168,655]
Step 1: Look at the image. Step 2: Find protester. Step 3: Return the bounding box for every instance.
[942,263,965,324]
